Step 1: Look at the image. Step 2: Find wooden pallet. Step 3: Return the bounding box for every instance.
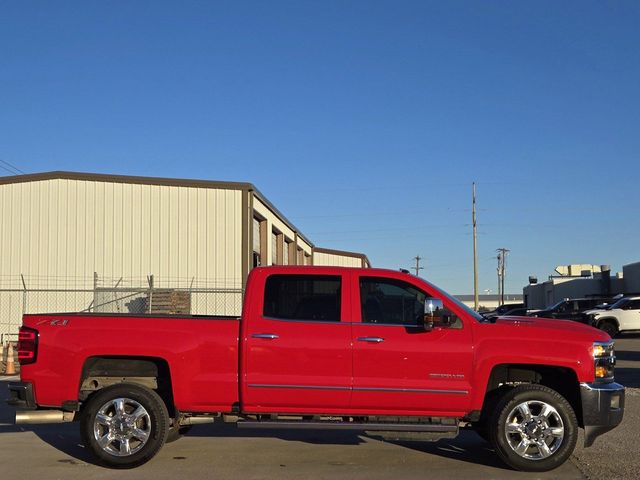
[148,290,191,314]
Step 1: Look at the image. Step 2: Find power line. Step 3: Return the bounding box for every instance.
[0,165,18,175]
[0,159,25,175]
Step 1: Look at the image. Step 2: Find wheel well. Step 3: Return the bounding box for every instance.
[482,364,583,427]
[596,317,619,329]
[79,356,175,415]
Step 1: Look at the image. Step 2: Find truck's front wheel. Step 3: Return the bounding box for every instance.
[488,384,578,472]
[80,383,170,468]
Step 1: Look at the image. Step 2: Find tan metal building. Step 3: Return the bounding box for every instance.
[0,171,369,337]
[313,247,370,268]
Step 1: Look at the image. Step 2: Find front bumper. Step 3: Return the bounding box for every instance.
[7,382,36,410]
[580,382,625,447]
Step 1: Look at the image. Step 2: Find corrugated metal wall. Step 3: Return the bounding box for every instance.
[0,179,243,284]
[253,196,311,265]
[313,251,363,268]
[0,178,244,333]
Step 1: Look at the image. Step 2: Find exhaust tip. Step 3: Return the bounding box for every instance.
[15,410,74,424]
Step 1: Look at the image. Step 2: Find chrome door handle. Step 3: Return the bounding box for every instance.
[251,333,279,340]
[357,336,385,343]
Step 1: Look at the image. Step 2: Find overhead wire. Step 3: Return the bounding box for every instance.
[0,158,25,175]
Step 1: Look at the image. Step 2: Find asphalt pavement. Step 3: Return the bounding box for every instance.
[570,335,640,480]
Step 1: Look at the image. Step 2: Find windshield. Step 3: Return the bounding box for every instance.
[547,300,567,311]
[420,278,485,322]
[609,297,629,310]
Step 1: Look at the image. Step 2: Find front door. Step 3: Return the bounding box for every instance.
[243,272,352,413]
[351,275,474,415]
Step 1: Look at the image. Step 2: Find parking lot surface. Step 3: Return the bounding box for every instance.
[570,335,640,480]
[1,334,638,479]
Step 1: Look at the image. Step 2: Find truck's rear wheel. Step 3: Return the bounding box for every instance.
[80,383,169,468]
[488,384,578,472]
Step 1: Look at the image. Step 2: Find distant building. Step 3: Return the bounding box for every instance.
[523,262,640,309]
[455,294,523,311]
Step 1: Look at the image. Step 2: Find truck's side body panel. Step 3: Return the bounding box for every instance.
[20,314,240,412]
[240,268,354,412]
[348,268,475,416]
[242,317,353,410]
[469,319,599,410]
[350,323,474,414]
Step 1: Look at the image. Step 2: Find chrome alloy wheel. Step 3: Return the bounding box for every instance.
[93,397,152,457]
[504,400,565,460]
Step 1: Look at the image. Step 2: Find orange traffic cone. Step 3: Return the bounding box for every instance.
[5,342,16,375]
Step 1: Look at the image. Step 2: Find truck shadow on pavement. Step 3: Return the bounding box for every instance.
[0,381,502,469]
[183,422,503,468]
[0,416,94,464]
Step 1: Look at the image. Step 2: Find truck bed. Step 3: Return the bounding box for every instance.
[20,313,241,412]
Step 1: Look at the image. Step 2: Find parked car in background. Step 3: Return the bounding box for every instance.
[530,297,615,323]
[482,303,524,319]
[584,296,640,337]
[501,307,531,317]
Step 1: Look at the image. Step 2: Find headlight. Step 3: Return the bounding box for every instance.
[593,341,615,382]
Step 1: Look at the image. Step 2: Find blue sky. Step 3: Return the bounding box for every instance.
[1,1,639,294]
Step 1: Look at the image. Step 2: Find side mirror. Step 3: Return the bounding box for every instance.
[423,298,444,330]
[425,298,444,315]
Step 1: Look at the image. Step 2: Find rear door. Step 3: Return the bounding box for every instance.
[242,271,352,413]
[350,274,474,415]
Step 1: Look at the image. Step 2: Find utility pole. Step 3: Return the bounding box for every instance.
[496,248,510,305]
[413,255,424,277]
[472,182,478,311]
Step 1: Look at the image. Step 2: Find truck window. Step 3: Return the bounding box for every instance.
[263,275,341,322]
[360,277,426,326]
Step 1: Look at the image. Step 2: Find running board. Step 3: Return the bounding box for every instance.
[237,420,458,433]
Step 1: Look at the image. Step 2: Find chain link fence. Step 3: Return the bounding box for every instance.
[0,274,243,341]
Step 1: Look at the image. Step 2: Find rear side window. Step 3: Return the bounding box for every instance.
[263,275,341,322]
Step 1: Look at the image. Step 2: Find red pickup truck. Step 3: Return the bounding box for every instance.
[9,266,624,471]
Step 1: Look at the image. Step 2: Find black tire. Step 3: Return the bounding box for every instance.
[80,383,170,469]
[474,385,513,443]
[488,384,578,472]
[598,320,618,338]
